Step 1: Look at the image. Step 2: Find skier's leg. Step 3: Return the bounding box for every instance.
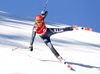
[63,27,73,31]
[43,38,64,62]
[41,37,63,61]
[49,27,73,35]
[40,29,65,62]
[43,37,60,57]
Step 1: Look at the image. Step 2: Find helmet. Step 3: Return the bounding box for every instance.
[35,15,43,21]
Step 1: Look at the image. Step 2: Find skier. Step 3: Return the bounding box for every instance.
[29,11,76,63]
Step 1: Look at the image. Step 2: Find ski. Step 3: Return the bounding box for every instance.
[72,25,92,31]
[62,60,75,71]
[58,58,75,71]
[65,62,72,70]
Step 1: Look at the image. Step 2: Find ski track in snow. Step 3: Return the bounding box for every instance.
[0,11,100,74]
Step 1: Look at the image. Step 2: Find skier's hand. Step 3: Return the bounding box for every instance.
[29,45,33,51]
[41,10,48,15]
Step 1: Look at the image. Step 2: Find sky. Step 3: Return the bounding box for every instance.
[0,0,100,33]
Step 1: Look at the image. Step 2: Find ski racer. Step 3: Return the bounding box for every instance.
[29,11,76,63]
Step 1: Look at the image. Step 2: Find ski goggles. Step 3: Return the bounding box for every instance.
[36,20,43,25]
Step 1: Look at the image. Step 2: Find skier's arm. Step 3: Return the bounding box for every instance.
[41,11,48,20]
[30,28,36,45]
[29,28,36,51]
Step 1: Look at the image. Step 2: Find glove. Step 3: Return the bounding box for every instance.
[41,10,47,15]
[29,45,33,51]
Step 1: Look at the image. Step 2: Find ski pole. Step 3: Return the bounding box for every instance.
[44,0,50,11]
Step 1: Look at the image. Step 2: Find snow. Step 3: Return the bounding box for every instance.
[0,11,100,74]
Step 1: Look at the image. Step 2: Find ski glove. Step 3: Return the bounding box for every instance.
[29,45,33,51]
[41,10,48,15]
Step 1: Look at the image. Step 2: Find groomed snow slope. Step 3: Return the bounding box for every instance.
[0,11,100,74]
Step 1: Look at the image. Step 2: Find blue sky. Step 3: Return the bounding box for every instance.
[0,0,100,33]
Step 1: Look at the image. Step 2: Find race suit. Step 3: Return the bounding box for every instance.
[30,11,73,57]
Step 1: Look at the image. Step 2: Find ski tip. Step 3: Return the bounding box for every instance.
[71,68,76,71]
[67,65,76,71]
[67,65,72,69]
